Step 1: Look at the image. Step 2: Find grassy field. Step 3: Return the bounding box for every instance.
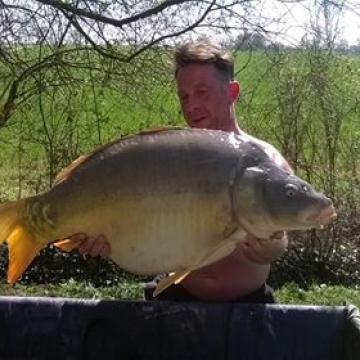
[0,280,358,308]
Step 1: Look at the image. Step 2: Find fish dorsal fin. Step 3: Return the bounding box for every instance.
[54,126,184,185]
[54,152,92,185]
[138,125,184,135]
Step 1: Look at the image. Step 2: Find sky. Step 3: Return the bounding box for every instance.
[261,0,360,46]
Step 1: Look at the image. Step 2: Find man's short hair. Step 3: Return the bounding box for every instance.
[174,38,235,82]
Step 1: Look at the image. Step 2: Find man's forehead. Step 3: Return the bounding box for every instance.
[176,64,220,86]
[177,63,218,77]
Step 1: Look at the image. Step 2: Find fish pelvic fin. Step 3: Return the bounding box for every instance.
[153,270,191,297]
[53,238,83,252]
[0,199,50,284]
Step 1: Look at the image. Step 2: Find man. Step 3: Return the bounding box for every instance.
[73,39,291,303]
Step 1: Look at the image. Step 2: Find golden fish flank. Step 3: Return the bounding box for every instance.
[0,127,336,296]
[23,199,56,238]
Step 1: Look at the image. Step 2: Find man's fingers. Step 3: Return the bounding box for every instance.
[241,239,267,263]
[241,235,288,264]
[89,235,109,258]
[77,236,95,254]
[99,243,111,259]
[237,238,267,263]
[76,234,111,259]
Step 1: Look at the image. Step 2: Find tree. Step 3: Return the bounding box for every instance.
[0,0,273,127]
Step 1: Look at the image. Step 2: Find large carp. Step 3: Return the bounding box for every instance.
[0,127,335,296]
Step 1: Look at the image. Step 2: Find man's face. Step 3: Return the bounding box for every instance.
[176,63,236,131]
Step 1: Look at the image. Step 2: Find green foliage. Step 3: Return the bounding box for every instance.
[235,48,360,290]
[0,47,360,289]
[276,283,360,308]
[270,205,360,289]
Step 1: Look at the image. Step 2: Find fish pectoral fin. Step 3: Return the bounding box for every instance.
[7,225,43,284]
[153,239,241,298]
[153,269,191,297]
[192,239,239,271]
[54,238,83,252]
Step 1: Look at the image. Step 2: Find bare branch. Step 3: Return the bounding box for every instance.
[34,0,192,28]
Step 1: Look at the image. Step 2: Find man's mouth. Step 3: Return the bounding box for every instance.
[191,117,206,125]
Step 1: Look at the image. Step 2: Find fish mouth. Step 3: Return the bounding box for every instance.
[305,203,337,228]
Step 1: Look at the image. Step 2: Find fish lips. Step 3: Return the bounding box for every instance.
[303,202,337,228]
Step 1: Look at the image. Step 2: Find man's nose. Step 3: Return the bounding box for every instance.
[186,96,200,114]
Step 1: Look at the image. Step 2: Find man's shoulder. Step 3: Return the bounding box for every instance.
[238,130,293,173]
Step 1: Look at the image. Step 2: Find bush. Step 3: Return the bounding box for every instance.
[269,207,360,289]
[0,244,146,287]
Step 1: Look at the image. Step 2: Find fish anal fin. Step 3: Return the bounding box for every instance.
[7,225,43,284]
[54,238,83,252]
[153,269,191,297]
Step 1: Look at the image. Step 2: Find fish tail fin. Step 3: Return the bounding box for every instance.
[152,270,191,297]
[0,200,43,284]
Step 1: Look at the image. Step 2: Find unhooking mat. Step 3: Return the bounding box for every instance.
[0,296,358,359]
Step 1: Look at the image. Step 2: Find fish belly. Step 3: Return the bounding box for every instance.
[49,190,233,275]
[109,193,233,274]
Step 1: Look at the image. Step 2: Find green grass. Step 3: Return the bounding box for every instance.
[276,283,360,308]
[0,280,359,309]
[0,279,145,301]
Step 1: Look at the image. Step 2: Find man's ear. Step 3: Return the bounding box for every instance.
[228,81,240,103]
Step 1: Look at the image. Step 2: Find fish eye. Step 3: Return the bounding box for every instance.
[284,184,298,197]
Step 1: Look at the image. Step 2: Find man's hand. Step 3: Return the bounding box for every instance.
[70,233,111,258]
[239,231,288,264]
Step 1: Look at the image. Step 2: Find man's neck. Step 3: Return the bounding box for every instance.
[220,119,241,134]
